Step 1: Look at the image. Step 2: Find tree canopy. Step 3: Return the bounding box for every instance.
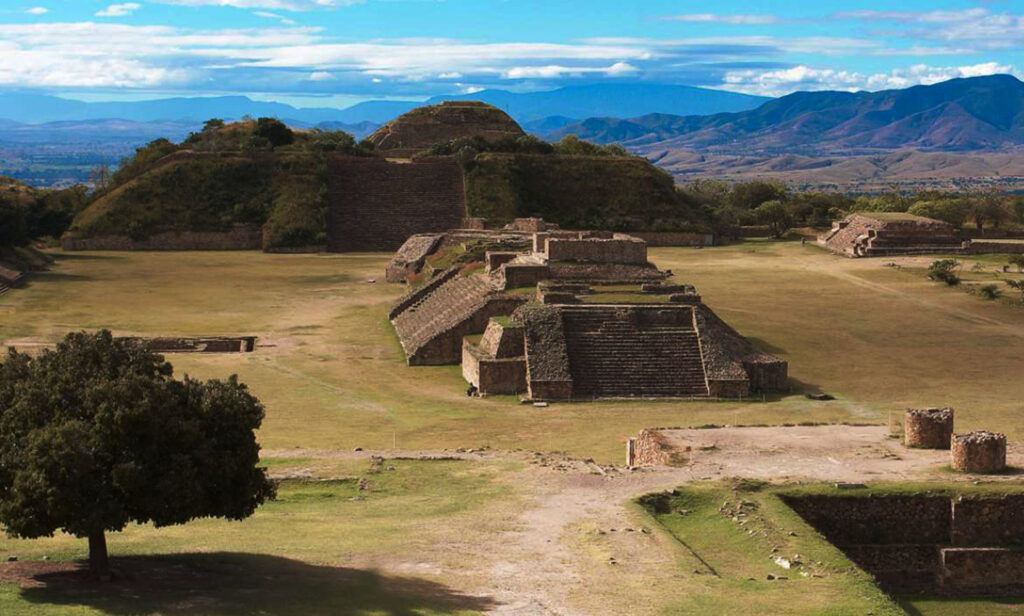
[0,330,275,576]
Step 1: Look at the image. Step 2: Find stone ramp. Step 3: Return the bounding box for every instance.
[392,274,525,365]
[559,305,709,398]
[325,156,466,252]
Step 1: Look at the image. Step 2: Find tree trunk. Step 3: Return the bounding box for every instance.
[88,531,112,580]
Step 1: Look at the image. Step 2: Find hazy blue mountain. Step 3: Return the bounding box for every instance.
[428,83,769,122]
[551,75,1024,153]
[0,83,769,127]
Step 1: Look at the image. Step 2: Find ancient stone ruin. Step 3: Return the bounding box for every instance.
[365,101,525,158]
[819,212,967,257]
[951,431,1007,474]
[785,493,1024,595]
[388,225,788,400]
[120,336,257,353]
[904,408,955,449]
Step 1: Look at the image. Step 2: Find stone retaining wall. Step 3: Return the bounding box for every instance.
[61,224,262,251]
[966,241,1024,255]
[785,493,1024,595]
[543,235,647,265]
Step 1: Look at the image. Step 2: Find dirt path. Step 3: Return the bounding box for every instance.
[263,425,1023,616]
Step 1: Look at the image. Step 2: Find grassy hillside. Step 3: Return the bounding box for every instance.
[465,152,707,231]
[68,120,360,249]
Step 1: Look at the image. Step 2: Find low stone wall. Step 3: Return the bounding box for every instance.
[952,431,1007,474]
[905,408,954,449]
[388,267,460,321]
[62,224,262,251]
[631,232,714,247]
[122,336,257,353]
[544,236,647,265]
[941,548,1024,594]
[462,339,527,395]
[503,263,549,288]
[966,241,1024,255]
[743,356,788,393]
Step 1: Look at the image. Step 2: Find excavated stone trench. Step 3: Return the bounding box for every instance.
[782,493,1024,596]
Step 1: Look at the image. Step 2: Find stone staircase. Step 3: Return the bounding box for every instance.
[392,274,512,363]
[326,156,466,252]
[559,306,709,398]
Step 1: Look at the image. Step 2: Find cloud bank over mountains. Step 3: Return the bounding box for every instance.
[0,3,1020,100]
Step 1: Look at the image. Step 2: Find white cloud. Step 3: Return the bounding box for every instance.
[96,3,141,17]
[154,0,360,10]
[660,14,779,25]
[253,10,297,25]
[502,62,639,80]
[837,8,1024,48]
[25,7,49,15]
[722,62,1017,97]
[306,70,333,81]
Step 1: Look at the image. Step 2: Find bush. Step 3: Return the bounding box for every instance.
[1008,255,1024,273]
[928,259,961,286]
[978,284,1002,300]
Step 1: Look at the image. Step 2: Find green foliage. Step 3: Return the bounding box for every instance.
[908,199,970,229]
[852,192,911,213]
[262,155,329,249]
[1006,279,1024,298]
[0,177,88,248]
[977,284,1002,300]
[107,139,179,192]
[928,259,962,286]
[551,134,629,157]
[728,179,788,211]
[255,117,295,148]
[0,330,275,571]
[303,129,358,153]
[754,199,793,238]
[426,134,554,157]
[203,118,225,132]
[1009,255,1024,272]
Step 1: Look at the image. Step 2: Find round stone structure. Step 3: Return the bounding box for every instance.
[904,407,954,449]
[951,431,1007,474]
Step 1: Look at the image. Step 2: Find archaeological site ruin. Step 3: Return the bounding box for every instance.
[819,212,968,257]
[387,222,787,400]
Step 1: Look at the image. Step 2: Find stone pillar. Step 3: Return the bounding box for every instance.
[626,438,636,468]
[951,431,1007,474]
[904,408,955,449]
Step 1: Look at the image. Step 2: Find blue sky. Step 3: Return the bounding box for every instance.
[1,0,1021,106]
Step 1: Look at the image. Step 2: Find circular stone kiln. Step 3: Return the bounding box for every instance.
[951,431,1007,473]
[904,408,954,449]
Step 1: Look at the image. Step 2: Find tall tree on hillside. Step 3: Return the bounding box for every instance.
[255,118,294,148]
[0,331,275,578]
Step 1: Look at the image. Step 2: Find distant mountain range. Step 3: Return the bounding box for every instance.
[0,83,769,127]
[548,75,1024,153]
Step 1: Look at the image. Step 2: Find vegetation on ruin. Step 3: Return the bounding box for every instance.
[464,152,707,231]
[69,119,369,248]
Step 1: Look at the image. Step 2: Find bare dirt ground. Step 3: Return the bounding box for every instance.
[263,425,1023,616]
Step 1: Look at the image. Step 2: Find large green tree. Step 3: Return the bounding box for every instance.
[0,330,275,577]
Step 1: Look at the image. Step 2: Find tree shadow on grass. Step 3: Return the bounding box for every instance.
[21,272,94,286]
[17,553,497,616]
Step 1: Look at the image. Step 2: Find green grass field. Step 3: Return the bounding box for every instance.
[3,241,1024,614]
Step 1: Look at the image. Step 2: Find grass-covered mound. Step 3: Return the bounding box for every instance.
[464,151,707,231]
[67,119,365,250]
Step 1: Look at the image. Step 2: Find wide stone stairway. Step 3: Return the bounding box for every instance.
[326,156,466,252]
[559,306,709,398]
